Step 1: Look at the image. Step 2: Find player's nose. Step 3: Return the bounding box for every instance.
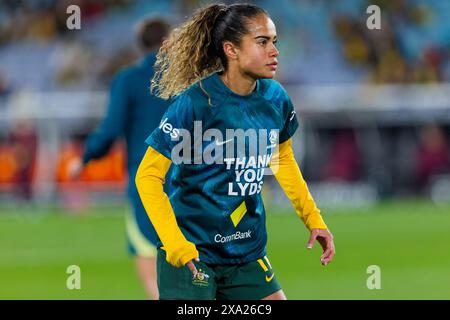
[269,44,279,57]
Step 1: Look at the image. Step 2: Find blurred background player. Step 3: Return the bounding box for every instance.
[69,17,172,300]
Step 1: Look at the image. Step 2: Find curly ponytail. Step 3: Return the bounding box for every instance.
[151,3,267,100]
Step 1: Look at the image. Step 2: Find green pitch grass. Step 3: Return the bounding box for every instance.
[0,199,449,299]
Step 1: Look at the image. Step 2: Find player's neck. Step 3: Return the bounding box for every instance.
[219,68,256,97]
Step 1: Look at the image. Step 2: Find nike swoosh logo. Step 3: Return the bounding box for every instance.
[215,138,233,146]
[265,274,275,282]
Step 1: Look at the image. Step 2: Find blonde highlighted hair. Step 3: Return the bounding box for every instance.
[151,3,267,100]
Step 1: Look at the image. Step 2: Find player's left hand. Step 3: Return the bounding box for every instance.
[307,229,335,266]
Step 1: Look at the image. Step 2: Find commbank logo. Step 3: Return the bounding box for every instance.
[214,230,252,243]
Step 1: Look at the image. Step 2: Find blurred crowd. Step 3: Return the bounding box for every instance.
[310,124,450,193]
[333,0,450,83]
[0,0,146,92]
[0,120,37,200]
[1,0,450,92]
[0,0,132,45]
[1,0,450,202]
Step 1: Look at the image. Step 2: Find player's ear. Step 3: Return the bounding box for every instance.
[223,41,239,61]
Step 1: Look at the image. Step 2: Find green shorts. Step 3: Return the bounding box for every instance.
[157,249,282,300]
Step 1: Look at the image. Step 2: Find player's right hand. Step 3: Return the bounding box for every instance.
[186,258,200,279]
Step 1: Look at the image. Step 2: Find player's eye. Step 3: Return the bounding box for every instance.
[258,40,267,46]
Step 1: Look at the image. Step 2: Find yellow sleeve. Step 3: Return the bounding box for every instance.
[270,138,328,230]
[135,146,198,267]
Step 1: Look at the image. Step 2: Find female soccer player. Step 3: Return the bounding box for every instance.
[135,3,335,300]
